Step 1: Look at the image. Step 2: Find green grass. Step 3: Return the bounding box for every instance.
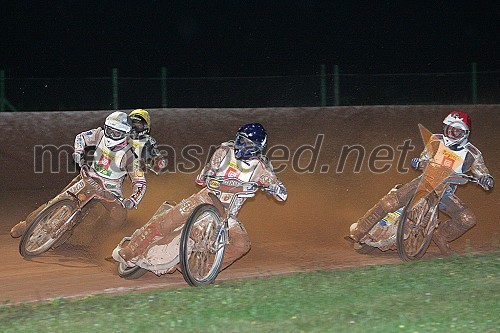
[1,252,498,333]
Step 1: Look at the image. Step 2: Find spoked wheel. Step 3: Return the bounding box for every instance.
[19,199,79,257]
[118,263,147,279]
[396,191,439,261]
[179,204,225,286]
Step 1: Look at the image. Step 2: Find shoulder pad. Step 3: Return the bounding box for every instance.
[259,154,274,171]
[464,142,481,159]
[221,141,234,148]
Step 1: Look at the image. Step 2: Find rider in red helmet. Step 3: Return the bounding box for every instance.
[349,110,494,255]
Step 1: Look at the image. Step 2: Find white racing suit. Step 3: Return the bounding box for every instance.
[74,127,147,208]
[130,135,168,175]
[350,134,493,253]
[11,127,147,238]
[113,141,287,275]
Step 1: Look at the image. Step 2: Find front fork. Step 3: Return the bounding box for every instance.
[210,218,229,253]
[50,193,84,239]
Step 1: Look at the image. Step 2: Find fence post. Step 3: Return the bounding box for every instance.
[112,68,119,110]
[320,64,327,106]
[333,65,339,106]
[0,70,17,112]
[161,67,168,108]
[471,62,477,104]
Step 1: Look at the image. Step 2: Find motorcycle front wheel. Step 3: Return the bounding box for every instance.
[179,203,225,287]
[396,191,439,261]
[19,199,79,257]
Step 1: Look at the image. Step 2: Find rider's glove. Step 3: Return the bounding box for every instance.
[72,152,84,167]
[478,175,494,190]
[152,156,168,174]
[122,197,136,209]
[411,157,421,170]
[269,182,288,201]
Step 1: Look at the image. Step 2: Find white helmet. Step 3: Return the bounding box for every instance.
[442,110,471,148]
[103,111,132,148]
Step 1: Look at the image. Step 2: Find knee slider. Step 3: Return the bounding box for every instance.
[458,209,476,229]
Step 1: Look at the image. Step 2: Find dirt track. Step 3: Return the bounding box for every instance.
[0,106,498,303]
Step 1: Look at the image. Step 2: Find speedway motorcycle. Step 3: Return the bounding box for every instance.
[396,162,484,261]
[353,162,484,261]
[19,166,125,257]
[116,176,271,286]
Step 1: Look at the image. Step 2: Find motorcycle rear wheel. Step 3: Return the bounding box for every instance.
[19,199,79,257]
[179,204,225,287]
[118,263,147,279]
[396,191,439,261]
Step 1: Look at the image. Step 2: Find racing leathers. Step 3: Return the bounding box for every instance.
[10,127,147,238]
[74,127,147,207]
[113,141,287,275]
[130,135,168,175]
[350,134,493,255]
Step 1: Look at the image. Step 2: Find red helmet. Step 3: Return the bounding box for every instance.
[442,110,471,147]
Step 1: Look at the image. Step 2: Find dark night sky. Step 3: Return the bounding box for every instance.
[1,1,498,77]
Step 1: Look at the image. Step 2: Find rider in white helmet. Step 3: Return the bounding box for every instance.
[128,109,167,175]
[349,110,494,255]
[10,111,147,238]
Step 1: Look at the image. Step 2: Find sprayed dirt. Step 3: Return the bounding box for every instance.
[0,106,498,303]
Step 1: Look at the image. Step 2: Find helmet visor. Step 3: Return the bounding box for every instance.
[235,135,260,158]
[131,117,147,132]
[104,125,128,140]
[443,124,467,140]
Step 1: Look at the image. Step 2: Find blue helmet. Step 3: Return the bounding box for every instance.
[234,123,268,160]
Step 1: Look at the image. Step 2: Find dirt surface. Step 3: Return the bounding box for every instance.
[0,106,498,304]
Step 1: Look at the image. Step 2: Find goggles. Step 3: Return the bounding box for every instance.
[131,117,148,132]
[235,135,260,158]
[104,125,128,140]
[443,124,468,140]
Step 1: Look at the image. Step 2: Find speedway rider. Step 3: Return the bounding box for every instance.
[10,111,147,238]
[349,110,494,255]
[128,109,168,175]
[113,123,288,274]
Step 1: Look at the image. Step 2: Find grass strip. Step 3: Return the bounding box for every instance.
[1,252,498,333]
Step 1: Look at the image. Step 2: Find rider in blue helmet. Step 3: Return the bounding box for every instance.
[114,122,288,274]
[234,123,268,160]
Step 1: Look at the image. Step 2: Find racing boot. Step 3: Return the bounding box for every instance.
[10,220,28,238]
[118,223,165,262]
[432,220,473,256]
[432,228,452,256]
[350,204,387,242]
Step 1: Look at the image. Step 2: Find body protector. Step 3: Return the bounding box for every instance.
[74,127,146,205]
[419,134,492,183]
[197,141,288,205]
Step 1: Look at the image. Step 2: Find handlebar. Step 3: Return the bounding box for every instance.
[204,176,272,194]
[420,162,488,190]
[444,173,489,190]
